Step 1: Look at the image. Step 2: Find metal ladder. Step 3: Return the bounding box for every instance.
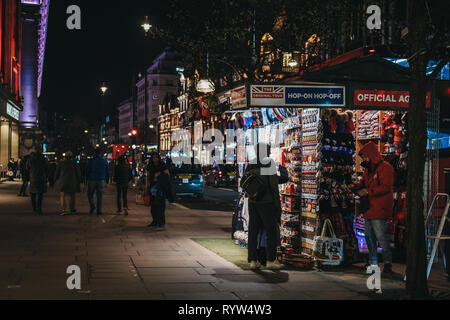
[425,193,450,280]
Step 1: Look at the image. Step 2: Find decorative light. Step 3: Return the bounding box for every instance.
[288,59,298,68]
[142,16,152,35]
[196,79,215,93]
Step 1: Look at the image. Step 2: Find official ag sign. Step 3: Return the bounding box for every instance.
[354,90,431,109]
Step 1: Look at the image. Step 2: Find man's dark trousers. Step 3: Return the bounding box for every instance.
[116,183,128,211]
[248,202,278,263]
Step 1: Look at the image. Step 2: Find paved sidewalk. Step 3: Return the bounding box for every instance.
[0,181,448,300]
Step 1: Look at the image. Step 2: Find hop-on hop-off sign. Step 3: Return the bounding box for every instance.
[249,85,346,107]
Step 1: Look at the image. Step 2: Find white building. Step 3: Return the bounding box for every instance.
[136,48,183,125]
[118,48,183,148]
[117,98,133,143]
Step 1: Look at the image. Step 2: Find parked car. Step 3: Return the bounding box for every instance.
[172,163,205,199]
[205,164,237,188]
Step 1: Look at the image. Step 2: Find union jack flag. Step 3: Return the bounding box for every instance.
[252,86,285,93]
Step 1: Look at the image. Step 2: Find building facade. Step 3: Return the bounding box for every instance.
[19,0,49,156]
[0,0,23,175]
[117,48,183,151]
[117,98,133,143]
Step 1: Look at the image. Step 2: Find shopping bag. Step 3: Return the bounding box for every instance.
[312,219,344,266]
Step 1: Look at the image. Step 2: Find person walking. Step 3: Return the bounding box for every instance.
[147,152,171,228]
[86,149,109,216]
[352,141,395,274]
[47,160,57,189]
[79,159,87,185]
[8,159,16,181]
[114,155,133,215]
[54,151,81,216]
[27,152,48,215]
[165,157,175,177]
[244,143,284,270]
[18,155,30,196]
[109,160,115,185]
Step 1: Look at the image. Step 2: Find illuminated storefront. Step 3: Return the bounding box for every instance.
[0,99,21,176]
[0,0,23,176]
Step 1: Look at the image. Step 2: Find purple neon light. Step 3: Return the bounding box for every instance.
[37,0,49,97]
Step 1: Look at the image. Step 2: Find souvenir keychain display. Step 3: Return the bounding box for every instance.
[278,110,314,268]
[279,112,302,252]
[300,109,322,256]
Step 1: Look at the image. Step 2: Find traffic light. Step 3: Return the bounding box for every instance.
[131,129,138,136]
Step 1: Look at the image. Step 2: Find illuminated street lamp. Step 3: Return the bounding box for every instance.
[99,82,108,144]
[196,78,215,93]
[100,82,108,95]
[141,16,152,36]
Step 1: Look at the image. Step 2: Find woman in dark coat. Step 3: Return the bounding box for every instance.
[146,152,170,228]
[27,152,48,215]
[114,156,133,215]
[54,152,81,215]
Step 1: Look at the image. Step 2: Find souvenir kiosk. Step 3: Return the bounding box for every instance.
[232,55,438,268]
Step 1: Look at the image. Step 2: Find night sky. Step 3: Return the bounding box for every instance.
[40,0,171,125]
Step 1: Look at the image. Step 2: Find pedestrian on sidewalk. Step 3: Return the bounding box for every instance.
[18,155,30,196]
[244,143,284,270]
[8,159,17,181]
[147,152,171,228]
[47,160,57,189]
[86,149,109,216]
[351,141,395,274]
[27,152,48,215]
[79,158,87,185]
[114,155,133,215]
[54,151,81,215]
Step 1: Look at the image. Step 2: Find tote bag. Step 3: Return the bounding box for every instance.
[312,219,344,266]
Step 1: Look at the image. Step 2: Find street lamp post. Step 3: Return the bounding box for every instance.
[141,16,152,37]
[141,18,153,156]
[100,82,108,145]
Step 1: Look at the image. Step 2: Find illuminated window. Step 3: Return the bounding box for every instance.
[283,53,293,67]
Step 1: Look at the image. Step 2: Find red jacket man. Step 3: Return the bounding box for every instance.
[355,142,394,273]
[358,142,394,220]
